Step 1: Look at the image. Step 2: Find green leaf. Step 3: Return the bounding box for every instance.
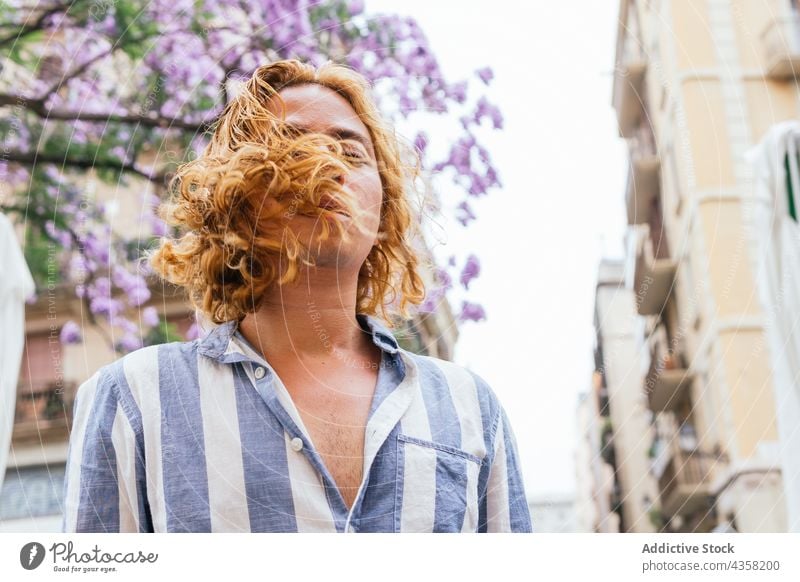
[144,318,183,345]
[5,29,44,65]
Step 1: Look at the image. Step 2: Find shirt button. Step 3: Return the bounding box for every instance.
[254,366,265,379]
[290,437,304,452]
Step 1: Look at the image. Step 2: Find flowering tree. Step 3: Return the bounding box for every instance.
[0,0,501,353]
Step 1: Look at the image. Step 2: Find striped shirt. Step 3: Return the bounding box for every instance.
[62,313,533,533]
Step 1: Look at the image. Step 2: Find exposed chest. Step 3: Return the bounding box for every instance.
[283,364,379,510]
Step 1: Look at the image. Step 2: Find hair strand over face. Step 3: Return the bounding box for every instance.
[147,59,426,327]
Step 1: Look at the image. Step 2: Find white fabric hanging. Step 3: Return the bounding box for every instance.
[0,212,36,495]
[744,121,800,532]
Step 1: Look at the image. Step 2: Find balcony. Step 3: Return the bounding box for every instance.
[12,381,75,444]
[613,59,647,138]
[633,226,677,315]
[761,14,800,79]
[626,152,661,225]
[645,328,693,412]
[657,440,719,519]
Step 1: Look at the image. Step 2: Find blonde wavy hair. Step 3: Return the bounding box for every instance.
[148,59,426,327]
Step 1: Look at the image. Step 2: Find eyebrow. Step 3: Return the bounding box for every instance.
[288,122,373,154]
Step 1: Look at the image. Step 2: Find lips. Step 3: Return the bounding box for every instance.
[317,195,350,217]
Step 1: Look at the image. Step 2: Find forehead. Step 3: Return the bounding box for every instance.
[269,83,372,142]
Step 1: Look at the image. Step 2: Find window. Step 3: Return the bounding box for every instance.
[0,464,65,521]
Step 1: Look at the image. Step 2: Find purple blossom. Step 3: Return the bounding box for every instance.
[446,81,468,104]
[456,200,477,227]
[468,173,489,197]
[185,322,207,341]
[113,267,151,306]
[128,285,151,307]
[44,220,72,248]
[109,145,127,160]
[142,306,160,327]
[118,334,143,353]
[348,0,365,16]
[473,96,504,129]
[59,320,83,344]
[87,276,111,300]
[486,167,501,188]
[447,135,475,174]
[475,67,494,85]
[459,301,486,323]
[434,267,452,290]
[90,296,124,317]
[399,95,416,116]
[83,233,110,264]
[150,215,168,237]
[414,131,428,156]
[116,317,138,336]
[459,254,481,290]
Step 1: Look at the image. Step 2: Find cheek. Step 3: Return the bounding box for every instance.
[351,169,384,220]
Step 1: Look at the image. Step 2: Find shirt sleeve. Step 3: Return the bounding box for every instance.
[479,405,534,532]
[61,367,151,532]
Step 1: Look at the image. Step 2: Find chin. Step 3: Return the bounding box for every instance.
[284,215,376,268]
[307,243,370,270]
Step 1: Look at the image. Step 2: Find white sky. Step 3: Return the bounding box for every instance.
[366,0,629,499]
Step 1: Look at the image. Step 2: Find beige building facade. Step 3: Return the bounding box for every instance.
[575,370,621,533]
[608,0,800,532]
[578,260,674,533]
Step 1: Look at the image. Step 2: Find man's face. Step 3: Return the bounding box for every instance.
[267,83,383,270]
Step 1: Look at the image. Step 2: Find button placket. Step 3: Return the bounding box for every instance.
[241,353,355,527]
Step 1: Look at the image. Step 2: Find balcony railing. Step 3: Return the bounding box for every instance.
[761,14,800,79]
[657,440,720,519]
[645,327,693,412]
[626,151,661,225]
[633,225,677,316]
[13,381,75,443]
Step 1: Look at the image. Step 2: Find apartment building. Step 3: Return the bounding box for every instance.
[609,0,800,532]
[578,260,664,533]
[575,372,621,533]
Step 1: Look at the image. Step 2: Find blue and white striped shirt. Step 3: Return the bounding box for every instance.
[62,314,533,532]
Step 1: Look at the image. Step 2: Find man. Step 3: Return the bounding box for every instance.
[62,59,532,533]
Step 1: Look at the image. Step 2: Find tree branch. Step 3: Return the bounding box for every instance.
[0,93,215,132]
[40,45,115,98]
[3,149,165,182]
[0,5,65,48]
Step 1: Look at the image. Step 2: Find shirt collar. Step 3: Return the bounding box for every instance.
[356,312,400,354]
[196,312,400,364]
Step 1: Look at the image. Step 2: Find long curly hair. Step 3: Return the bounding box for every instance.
[147,59,426,327]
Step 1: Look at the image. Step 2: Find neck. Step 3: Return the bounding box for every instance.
[238,265,375,366]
